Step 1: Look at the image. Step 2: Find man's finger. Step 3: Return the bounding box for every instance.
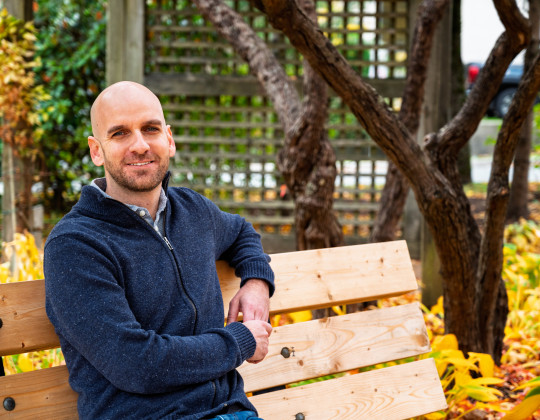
[227,299,239,324]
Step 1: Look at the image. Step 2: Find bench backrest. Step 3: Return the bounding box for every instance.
[0,241,447,419]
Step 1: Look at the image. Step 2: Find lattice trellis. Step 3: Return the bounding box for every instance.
[144,0,409,252]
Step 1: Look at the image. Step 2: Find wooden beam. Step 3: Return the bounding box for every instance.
[145,73,406,98]
[0,366,77,419]
[0,281,60,356]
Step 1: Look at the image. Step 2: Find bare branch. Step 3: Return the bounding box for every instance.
[295,0,328,140]
[493,0,529,35]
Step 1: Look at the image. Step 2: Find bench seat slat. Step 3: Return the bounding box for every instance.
[249,358,447,420]
[239,303,430,392]
[0,365,77,419]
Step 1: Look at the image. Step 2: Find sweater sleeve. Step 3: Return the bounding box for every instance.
[44,234,256,395]
[203,196,275,296]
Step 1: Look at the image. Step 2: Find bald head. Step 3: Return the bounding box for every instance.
[90,81,165,139]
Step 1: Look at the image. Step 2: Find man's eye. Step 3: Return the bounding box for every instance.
[144,126,159,132]
[111,130,126,137]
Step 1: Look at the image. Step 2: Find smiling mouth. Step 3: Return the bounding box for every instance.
[128,162,153,166]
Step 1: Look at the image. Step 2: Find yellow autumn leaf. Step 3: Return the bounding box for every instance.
[331,305,346,316]
[430,296,444,316]
[502,394,540,419]
[423,410,447,419]
[454,370,473,387]
[443,356,479,371]
[514,376,540,391]
[468,352,495,377]
[469,377,504,387]
[464,384,503,402]
[288,310,312,324]
[432,334,458,351]
[17,354,33,372]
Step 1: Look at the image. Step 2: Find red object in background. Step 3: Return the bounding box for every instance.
[467,64,480,85]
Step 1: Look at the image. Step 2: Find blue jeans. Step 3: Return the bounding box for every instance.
[208,411,263,420]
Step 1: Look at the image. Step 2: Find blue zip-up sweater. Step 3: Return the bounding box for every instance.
[44,180,275,420]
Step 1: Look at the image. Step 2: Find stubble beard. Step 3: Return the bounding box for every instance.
[104,155,169,193]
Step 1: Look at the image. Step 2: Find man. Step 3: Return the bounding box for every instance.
[44,81,274,420]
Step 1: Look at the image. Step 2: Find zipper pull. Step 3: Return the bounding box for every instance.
[164,236,174,250]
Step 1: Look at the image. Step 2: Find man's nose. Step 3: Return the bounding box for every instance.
[130,130,150,154]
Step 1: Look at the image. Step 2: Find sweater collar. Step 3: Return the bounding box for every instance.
[74,172,172,221]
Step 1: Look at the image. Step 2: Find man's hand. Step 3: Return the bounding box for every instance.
[243,320,272,364]
[227,279,270,324]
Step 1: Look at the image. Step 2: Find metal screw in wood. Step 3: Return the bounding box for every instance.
[3,397,16,411]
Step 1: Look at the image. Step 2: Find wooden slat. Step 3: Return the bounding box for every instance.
[0,281,59,356]
[146,73,406,98]
[0,366,77,420]
[249,358,447,420]
[239,303,430,392]
[220,241,418,315]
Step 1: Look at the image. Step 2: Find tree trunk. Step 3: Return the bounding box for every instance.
[507,114,532,222]
[193,0,343,251]
[281,0,343,250]
[370,163,408,242]
[252,0,538,363]
[506,0,539,223]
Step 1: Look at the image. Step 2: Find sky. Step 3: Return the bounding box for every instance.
[461,0,526,64]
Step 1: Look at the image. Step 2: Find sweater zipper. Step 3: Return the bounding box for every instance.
[161,209,199,335]
[105,194,199,335]
[163,236,173,251]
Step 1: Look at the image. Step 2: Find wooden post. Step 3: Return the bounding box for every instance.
[420,2,453,308]
[1,143,16,245]
[106,0,145,85]
[403,0,453,307]
[2,0,32,21]
[2,0,32,247]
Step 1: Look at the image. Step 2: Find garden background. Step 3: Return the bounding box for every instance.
[1,0,540,418]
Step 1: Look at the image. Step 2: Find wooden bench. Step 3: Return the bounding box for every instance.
[0,240,447,419]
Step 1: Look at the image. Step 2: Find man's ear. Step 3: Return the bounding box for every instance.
[166,125,176,157]
[88,136,104,166]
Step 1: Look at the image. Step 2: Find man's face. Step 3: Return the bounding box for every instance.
[88,84,176,197]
